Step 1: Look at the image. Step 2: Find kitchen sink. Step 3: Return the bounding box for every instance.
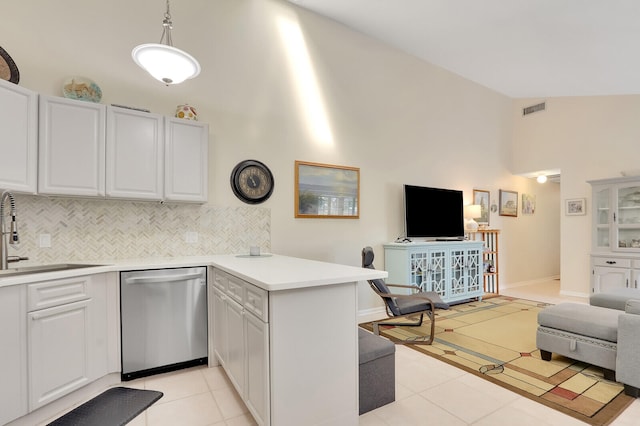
[0,263,107,278]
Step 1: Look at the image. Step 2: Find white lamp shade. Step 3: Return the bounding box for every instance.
[465,204,482,219]
[132,43,201,85]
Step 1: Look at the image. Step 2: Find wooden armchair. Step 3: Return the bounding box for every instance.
[361,246,449,345]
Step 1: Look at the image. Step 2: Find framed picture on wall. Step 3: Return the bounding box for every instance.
[473,189,490,226]
[566,198,586,216]
[522,193,536,215]
[295,161,360,218]
[499,190,518,217]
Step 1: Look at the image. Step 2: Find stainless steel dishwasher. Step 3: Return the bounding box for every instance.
[120,266,208,381]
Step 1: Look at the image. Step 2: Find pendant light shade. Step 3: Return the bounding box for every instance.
[132,0,200,85]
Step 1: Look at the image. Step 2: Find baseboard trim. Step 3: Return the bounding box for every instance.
[560,289,590,298]
[502,275,561,289]
[357,307,387,324]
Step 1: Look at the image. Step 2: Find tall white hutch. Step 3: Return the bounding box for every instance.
[589,176,640,293]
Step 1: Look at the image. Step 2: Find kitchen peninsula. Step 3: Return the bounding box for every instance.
[0,254,387,426]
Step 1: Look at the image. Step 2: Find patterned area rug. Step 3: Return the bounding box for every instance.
[360,296,634,426]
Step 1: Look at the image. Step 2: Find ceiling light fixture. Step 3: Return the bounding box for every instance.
[132,0,201,85]
[537,175,548,184]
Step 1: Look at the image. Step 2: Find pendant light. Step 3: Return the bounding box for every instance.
[132,0,201,85]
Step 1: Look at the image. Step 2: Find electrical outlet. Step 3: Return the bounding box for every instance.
[39,234,51,248]
[185,231,199,244]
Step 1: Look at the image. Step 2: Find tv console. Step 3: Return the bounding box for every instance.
[384,241,483,304]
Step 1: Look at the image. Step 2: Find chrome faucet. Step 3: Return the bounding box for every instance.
[1,190,28,270]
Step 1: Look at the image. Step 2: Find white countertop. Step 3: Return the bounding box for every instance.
[0,254,387,291]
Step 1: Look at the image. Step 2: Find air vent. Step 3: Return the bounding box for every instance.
[522,102,546,116]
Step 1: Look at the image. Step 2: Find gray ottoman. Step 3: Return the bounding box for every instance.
[358,328,395,414]
[590,288,640,311]
[536,303,621,379]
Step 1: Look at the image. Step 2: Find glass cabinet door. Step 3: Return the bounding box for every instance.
[616,184,640,250]
[594,186,610,249]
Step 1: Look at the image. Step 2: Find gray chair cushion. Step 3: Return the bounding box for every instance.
[396,291,448,314]
[538,303,621,342]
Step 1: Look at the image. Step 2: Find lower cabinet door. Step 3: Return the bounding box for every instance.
[0,285,27,425]
[28,299,91,410]
[226,298,245,395]
[592,266,630,293]
[212,287,228,366]
[245,312,270,426]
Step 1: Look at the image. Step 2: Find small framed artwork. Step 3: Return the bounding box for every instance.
[566,198,586,216]
[295,161,360,218]
[499,190,518,217]
[522,193,536,215]
[473,189,490,226]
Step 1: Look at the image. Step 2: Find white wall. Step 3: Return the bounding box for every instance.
[512,96,640,296]
[1,0,561,314]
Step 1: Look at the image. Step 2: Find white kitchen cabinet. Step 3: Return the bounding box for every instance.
[106,106,164,200]
[384,241,484,303]
[590,255,640,293]
[38,95,106,197]
[211,287,228,367]
[212,268,269,425]
[245,309,269,425]
[164,118,208,202]
[27,274,109,410]
[0,285,28,425]
[0,79,38,193]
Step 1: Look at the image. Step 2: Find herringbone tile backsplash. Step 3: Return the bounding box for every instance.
[10,195,270,265]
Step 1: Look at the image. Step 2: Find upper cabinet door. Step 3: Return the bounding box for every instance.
[106,106,164,200]
[0,79,38,193]
[164,118,208,203]
[38,95,106,197]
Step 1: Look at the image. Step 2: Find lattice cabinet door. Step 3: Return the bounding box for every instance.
[426,249,447,297]
[409,251,429,289]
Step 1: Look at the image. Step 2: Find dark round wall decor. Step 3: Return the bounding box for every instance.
[0,46,20,84]
[230,159,274,204]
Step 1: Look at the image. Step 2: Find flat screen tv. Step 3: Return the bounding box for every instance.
[404,184,464,239]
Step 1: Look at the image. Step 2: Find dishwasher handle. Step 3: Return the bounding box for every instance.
[124,272,204,284]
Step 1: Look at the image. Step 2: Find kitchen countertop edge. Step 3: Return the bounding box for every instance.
[0,254,388,292]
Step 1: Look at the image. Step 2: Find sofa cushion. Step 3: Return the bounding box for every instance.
[625,299,640,315]
[590,288,640,311]
[538,303,620,342]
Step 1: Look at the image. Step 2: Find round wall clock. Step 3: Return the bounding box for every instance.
[230,160,274,204]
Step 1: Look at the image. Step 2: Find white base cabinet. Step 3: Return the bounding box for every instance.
[384,241,484,303]
[27,274,110,410]
[0,285,28,425]
[591,255,640,293]
[211,269,269,426]
[0,79,38,193]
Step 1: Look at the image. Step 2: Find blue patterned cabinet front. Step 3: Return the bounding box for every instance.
[384,241,483,303]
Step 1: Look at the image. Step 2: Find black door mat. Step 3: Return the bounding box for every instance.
[47,387,163,426]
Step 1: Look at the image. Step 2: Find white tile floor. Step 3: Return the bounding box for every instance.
[44,280,640,425]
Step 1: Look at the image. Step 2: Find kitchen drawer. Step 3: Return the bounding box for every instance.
[227,275,245,305]
[213,269,228,292]
[592,257,631,268]
[27,276,91,312]
[244,284,268,322]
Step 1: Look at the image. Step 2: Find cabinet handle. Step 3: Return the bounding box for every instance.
[626,279,629,288]
[606,261,617,265]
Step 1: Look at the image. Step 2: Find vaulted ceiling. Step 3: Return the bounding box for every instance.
[287,0,640,98]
